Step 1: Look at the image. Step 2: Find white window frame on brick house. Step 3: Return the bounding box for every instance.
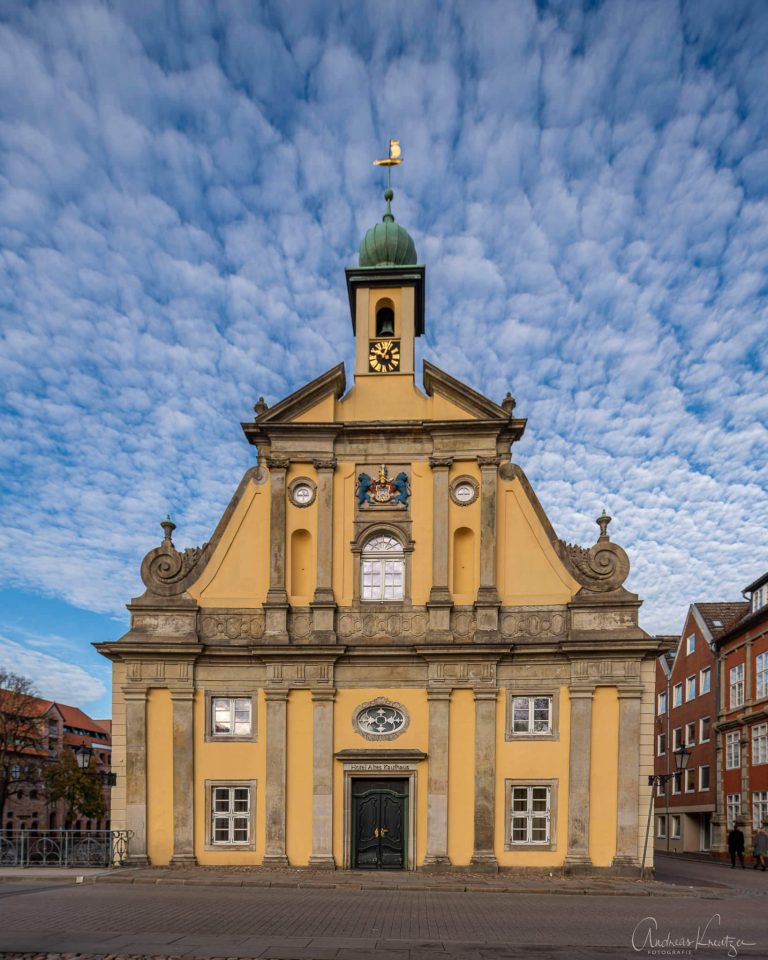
[657,732,666,757]
[726,793,741,829]
[685,722,696,748]
[730,663,745,709]
[672,727,682,751]
[726,731,740,770]
[657,815,667,838]
[756,652,768,700]
[699,765,710,791]
[686,634,695,655]
[656,778,666,797]
[670,814,681,839]
[672,773,681,795]
[204,781,256,850]
[753,791,768,832]
[752,723,768,766]
[700,667,711,694]
[685,768,696,793]
[657,691,667,715]
[673,683,682,707]
[686,675,696,701]
[699,716,710,743]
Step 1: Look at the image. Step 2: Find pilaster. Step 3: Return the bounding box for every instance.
[265,455,290,641]
[123,687,150,866]
[474,456,500,639]
[311,459,337,643]
[308,688,336,868]
[612,687,642,871]
[170,688,197,865]
[564,686,594,873]
[427,456,453,639]
[740,724,752,849]
[470,687,498,870]
[263,689,290,865]
[424,688,451,869]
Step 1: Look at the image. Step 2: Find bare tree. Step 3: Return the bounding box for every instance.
[0,669,44,822]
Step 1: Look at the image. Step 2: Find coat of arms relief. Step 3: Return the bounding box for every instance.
[356,464,410,509]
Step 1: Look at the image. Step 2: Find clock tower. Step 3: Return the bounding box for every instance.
[345,185,424,382]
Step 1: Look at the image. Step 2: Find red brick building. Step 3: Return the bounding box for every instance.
[654,603,746,854]
[1,693,112,835]
[712,571,768,858]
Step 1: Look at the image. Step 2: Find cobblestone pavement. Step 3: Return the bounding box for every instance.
[0,881,764,959]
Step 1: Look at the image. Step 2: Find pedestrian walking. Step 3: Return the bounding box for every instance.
[728,824,746,868]
[753,825,768,870]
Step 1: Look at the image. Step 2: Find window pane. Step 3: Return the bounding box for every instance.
[213,818,230,842]
[233,789,249,812]
[511,818,528,841]
[512,699,530,732]
[531,818,548,842]
[233,818,249,842]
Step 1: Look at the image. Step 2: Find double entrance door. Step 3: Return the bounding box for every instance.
[352,778,408,870]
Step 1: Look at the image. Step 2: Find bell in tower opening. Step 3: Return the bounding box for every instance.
[376,304,395,337]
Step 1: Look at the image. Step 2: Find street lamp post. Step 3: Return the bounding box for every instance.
[74,740,117,787]
[640,745,691,878]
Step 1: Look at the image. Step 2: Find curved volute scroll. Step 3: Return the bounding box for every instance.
[556,509,630,594]
[140,515,210,598]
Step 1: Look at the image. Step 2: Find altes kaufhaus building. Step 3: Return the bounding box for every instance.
[98,182,661,873]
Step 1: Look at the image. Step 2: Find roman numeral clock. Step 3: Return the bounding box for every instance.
[368,338,400,373]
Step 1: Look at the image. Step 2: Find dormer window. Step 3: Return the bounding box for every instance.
[376,304,395,337]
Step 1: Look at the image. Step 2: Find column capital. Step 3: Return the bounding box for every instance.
[473,687,499,702]
[313,458,337,472]
[477,455,501,469]
[616,685,644,700]
[265,454,290,472]
[169,687,196,702]
[311,688,337,702]
[427,688,452,701]
[264,688,290,702]
[429,455,453,470]
[568,686,596,700]
[122,686,149,702]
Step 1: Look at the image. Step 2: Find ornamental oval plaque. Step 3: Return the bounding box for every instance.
[353,698,410,741]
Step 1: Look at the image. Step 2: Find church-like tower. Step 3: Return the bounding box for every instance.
[99,171,661,875]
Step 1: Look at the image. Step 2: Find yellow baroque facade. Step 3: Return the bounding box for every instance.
[98,191,661,873]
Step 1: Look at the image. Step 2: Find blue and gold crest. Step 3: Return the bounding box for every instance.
[356,465,410,509]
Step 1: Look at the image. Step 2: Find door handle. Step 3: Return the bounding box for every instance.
[373,827,389,838]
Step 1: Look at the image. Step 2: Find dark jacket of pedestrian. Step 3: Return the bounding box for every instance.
[728,827,745,853]
[754,829,768,856]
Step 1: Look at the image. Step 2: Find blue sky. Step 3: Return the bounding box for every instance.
[1,0,766,719]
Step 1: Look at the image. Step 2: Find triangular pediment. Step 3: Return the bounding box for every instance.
[422,360,513,421]
[250,363,346,424]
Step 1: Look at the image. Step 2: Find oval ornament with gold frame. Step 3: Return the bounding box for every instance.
[353,697,410,741]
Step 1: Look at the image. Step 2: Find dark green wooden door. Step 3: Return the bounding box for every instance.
[352,779,408,869]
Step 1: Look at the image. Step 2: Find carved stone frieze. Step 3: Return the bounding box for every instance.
[451,610,476,639]
[288,611,312,640]
[428,660,496,687]
[198,610,265,642]
[336,609,428,641]
[132,613,196,637]
[570,607,637,632]
[570,659,643,683]
[500,608,568,639]
[266,661,333,686]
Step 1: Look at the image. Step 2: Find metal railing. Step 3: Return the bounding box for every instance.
[0,829,131,868]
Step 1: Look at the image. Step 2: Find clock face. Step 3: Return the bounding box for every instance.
[454,482,475,504]
[368,339,400,373]
[293,484,313,505]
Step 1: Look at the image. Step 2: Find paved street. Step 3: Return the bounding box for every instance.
[0,868,765,960]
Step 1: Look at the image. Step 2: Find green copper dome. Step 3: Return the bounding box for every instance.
[359,188,417,267]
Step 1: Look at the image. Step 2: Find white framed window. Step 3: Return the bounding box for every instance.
[686,634,695,656]
[726,731,740,770]
[210,784,252,845]
[699,716,710,743]
[672,727,682,751]
[656,778,666,797]
[671,773,681,795]
[730,663,744,709]
[361,535,404,601]
[699,765,710,791]
[657,691,667,715]
[753,586,767,614]
[753,791,768,832]
[700,667,711,694]
[211,697,252,738]
[685,722,696,747]
[657,732,666,756]
[726,794,741,829]
[657,815,667,838]
[670,814,681,839]
[508,784,552,846]
[685,676,696,701]
[673,683,682,707]
[756,652,768,700]
[685,769,696,793]
[752,723,768,766]
[511,696,552,735]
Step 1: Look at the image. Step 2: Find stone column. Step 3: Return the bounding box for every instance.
[124,687,149,866]
[740,725,752,849]
[470,688,498,870]
[308,688,335,868]
[475,456,500,639]
[170,688,197,865]
[565,687,594,872]
[311,459,337,642]
[424,688,451,869]
[265,455,290,640]
[711,727,727,854]
[612,687,642,870]
[263,689,289,865]
[427,457,453,639]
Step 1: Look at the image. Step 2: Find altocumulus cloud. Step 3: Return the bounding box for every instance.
[0,0,766,641]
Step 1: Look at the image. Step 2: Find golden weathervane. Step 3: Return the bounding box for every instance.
[373,139,402,167]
